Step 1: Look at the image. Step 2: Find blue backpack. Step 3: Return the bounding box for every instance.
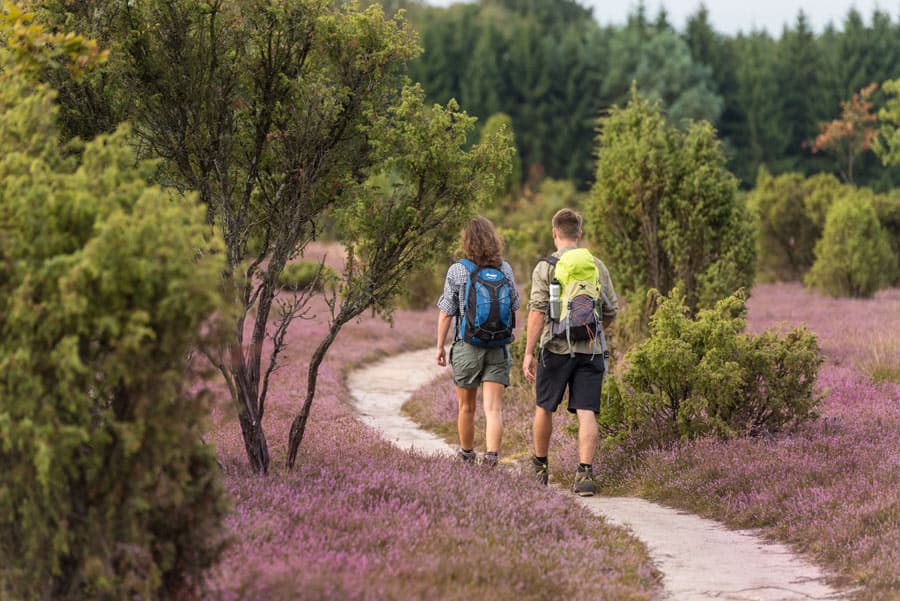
[457,259,515,348]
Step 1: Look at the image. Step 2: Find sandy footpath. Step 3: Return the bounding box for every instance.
[348,348,847,601]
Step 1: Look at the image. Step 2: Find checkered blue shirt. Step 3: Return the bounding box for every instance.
[436,260,520,319]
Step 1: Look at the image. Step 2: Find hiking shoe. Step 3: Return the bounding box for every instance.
[457,448,476,463]
[482,452,499,468]
[531,456,549,485]
[573,465,595,497]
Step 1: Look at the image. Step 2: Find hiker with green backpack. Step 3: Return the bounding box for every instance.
[522,208,618,496]
[436,216,520,467]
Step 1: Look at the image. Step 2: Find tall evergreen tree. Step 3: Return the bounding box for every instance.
[632,29,723,125]
[461,22,506,119]
[685,7,742,164]
[589,88,755,318]
[775,12,828,172]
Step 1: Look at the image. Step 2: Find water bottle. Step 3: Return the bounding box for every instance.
[549,279,561,321]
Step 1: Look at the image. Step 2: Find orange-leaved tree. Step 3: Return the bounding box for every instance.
[809,83,878,184]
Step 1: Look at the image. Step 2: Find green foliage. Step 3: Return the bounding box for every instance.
[747,169,842,281]
[334,85,514,319]
[480,112,521,195]
[38,0,490,471]
[600,290,823,452]
[410,0,609,187]
[0,25,228,599]
[870,190,900,285]
[409,3,900,190]
[747,169,900,286]
[727,31,786,184]
[1,3,108,79]
[625,29,723,125]
[285,85,514,464]
[805,196,898,297]
[589,88,756,323]
[277,260,338,292]
[774,13,829,173]
[875,78,900,167]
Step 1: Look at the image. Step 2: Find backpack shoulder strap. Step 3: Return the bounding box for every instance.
[458,258,477,273]
[541,256,559,280]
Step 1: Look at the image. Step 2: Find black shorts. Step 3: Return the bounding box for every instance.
[535,349,605,414]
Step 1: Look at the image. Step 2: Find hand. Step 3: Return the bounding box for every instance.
[522,353,536,384]
[436,346,447,367]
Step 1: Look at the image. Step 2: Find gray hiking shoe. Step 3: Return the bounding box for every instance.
[573,465,595,497]
[482,452,499,468]
[457,448,476,463]
[531,456,549,485]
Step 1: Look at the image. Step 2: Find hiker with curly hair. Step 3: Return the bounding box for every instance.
[436,216,519,467]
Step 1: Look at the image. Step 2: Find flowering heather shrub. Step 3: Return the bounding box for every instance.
[620,283,900,599]
[407,282,900,598]
[205,300,660,600]
[747,282,900,376]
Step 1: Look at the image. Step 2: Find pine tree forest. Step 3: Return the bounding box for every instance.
[402,0,900,190]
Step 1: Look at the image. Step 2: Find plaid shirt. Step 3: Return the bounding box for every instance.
[436,260,520,320]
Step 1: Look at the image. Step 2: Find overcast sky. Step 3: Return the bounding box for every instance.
[586,0,897,34]
[425,0,899,35]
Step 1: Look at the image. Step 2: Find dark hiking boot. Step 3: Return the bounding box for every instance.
[457,448,476,463]
[573,465,595,497]
[482,452,499,468]
[531,456,549,485]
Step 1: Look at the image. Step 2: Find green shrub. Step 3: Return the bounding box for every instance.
[871,191,900,285]
[277,260,338,292]
[746,169,843,282]
[394,257,450,310]
[0,57,228,599]
[805,197,898,297]
[600,290,823,453]
[589,89,756,322]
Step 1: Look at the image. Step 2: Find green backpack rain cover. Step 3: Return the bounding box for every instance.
[545,248,602,348]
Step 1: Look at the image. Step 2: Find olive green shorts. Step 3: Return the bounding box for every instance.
[449,340,513,388]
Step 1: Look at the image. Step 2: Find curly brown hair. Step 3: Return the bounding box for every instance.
[462,216,504,268]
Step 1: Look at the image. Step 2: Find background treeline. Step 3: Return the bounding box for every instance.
[400,0,900,190]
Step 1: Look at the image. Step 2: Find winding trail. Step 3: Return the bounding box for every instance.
[348,348,847,601]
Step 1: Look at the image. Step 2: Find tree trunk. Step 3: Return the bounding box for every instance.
[238,410,270,474]
[286,319,343,468]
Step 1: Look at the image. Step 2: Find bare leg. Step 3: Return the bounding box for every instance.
[456,386,477,449]
[533,406,553,457]
[482,382,504,453]
[576,409,598,465]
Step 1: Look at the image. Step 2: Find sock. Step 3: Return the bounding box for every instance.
[579,463,592,471]
[534,455,548,465]
[462,448,473,454]
[485,451,498,457]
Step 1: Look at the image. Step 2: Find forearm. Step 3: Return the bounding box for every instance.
[525,310,545,356]
[437,311,453,348]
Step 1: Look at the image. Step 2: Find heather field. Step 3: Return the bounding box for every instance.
[625,283,900,599]
[406,282,900,600]
[201,291,660,599]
